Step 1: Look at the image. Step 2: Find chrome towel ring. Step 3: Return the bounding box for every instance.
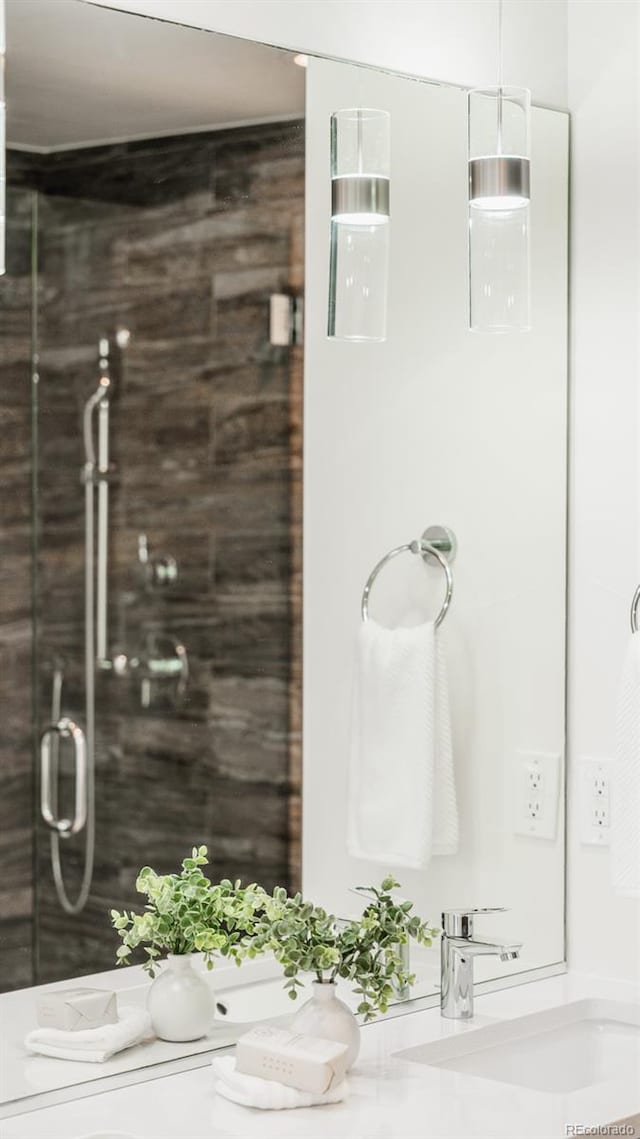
[630,585,640,633]
[361,525,456,626]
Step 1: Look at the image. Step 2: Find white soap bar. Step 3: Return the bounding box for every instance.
[35,988,119,1032]
[235,1025,349,1094]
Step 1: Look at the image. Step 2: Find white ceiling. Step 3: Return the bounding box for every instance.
[6,0,305,152]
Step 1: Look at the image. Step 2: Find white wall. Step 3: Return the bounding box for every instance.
[85,0,568,109]
[566,0,640,982]
[303,56,568,988]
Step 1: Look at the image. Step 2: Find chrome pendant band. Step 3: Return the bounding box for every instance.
[469,156,530,205]
[331,175,390,220]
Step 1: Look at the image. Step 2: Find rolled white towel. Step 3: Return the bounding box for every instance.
[212,1055,348,1110]
[25,1006,152,1063]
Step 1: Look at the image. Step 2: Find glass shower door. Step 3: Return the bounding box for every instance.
[0,182,37,993]
[30,122,304,986]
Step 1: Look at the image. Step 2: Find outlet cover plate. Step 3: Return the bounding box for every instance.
[579,757,612,846]
[513,750,561,840]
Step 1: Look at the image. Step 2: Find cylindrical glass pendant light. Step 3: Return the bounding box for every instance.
[328,108,390,342]
[468,200,529,333]
[467,1,531,332]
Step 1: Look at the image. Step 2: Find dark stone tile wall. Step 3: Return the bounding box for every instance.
[1,122,304,988]
[0,183,36,991]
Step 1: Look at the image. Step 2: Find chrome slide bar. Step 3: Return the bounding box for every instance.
[40,337,116,915]
[97,373,110,663]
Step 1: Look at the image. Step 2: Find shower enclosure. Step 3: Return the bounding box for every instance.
[0,122,304,991]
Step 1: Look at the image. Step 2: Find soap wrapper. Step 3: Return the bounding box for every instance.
[235,1025,349,1094]
[35,987,119,1032]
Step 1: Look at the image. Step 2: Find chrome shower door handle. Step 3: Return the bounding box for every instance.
[40,717,88,837]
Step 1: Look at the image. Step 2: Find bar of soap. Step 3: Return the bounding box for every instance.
[35,988,119,1032]
[235,1025,349,1094]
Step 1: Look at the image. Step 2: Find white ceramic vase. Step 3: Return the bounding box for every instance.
[147,954,215,1042]
[289,979,360,1068]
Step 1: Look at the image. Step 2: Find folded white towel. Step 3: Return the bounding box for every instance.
[612,633,640,897]
[25,1005,152,1063]
[348,618,458,869]
[212,1056,348,1110]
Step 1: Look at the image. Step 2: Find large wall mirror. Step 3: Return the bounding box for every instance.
[0,0,568,1115]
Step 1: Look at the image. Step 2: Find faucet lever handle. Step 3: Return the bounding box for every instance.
[442,908,508,938]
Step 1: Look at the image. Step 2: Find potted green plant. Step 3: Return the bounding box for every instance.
[246,876,439,1067]
[111,846,266,1042]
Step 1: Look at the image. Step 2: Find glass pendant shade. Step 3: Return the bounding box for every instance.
[468,86,531,332]
[328,108,390,342]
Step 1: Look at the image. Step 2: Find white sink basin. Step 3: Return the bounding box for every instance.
[214,964,440,1024]
[396,999,640,1093]
[214,976,312,1023]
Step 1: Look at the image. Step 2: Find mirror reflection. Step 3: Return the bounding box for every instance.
[2,2,304,995]
[0,0,568,1116]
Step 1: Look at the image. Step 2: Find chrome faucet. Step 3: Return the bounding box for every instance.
[440,908,522,1020]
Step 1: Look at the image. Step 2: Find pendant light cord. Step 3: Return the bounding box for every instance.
[497,0,504,154]
[498,0,504,89]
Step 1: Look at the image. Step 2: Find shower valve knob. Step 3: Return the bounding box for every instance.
[107,636,188,709]
[148,555,178,588]
[137,533,178,589]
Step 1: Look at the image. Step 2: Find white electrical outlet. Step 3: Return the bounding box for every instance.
[579,758,612,846]
[513,751,561,840]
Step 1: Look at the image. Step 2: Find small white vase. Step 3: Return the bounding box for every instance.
[289,980,360,1068]
[147,954,215,1042]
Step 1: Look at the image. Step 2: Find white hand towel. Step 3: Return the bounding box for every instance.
[25,1006,152,1063]
[212,1056,348,1110]
[612,633,640,897]
[348,618,458,869]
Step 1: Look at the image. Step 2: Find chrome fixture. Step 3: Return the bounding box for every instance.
[137,533,178,590]
[83,336,113,668]
[440,908,522,1019]
[40,717,87,837]
[269,293,304,347]
[469,152,530,212]
[468,0,531,332]
[98,532,186,707]
[111,632,189,709]
[0,0,5,276]
[41,661,88,857]
[328,107,390,342]
[361,524,456,626]
[630,585,640,633]
[332,173,389,223]
[41,652,93,915]
[40,333,127,915]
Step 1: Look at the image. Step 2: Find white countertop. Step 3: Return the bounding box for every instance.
[0,957,283,1111]
[2,972,639,1139]
[0,950,440,1116]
